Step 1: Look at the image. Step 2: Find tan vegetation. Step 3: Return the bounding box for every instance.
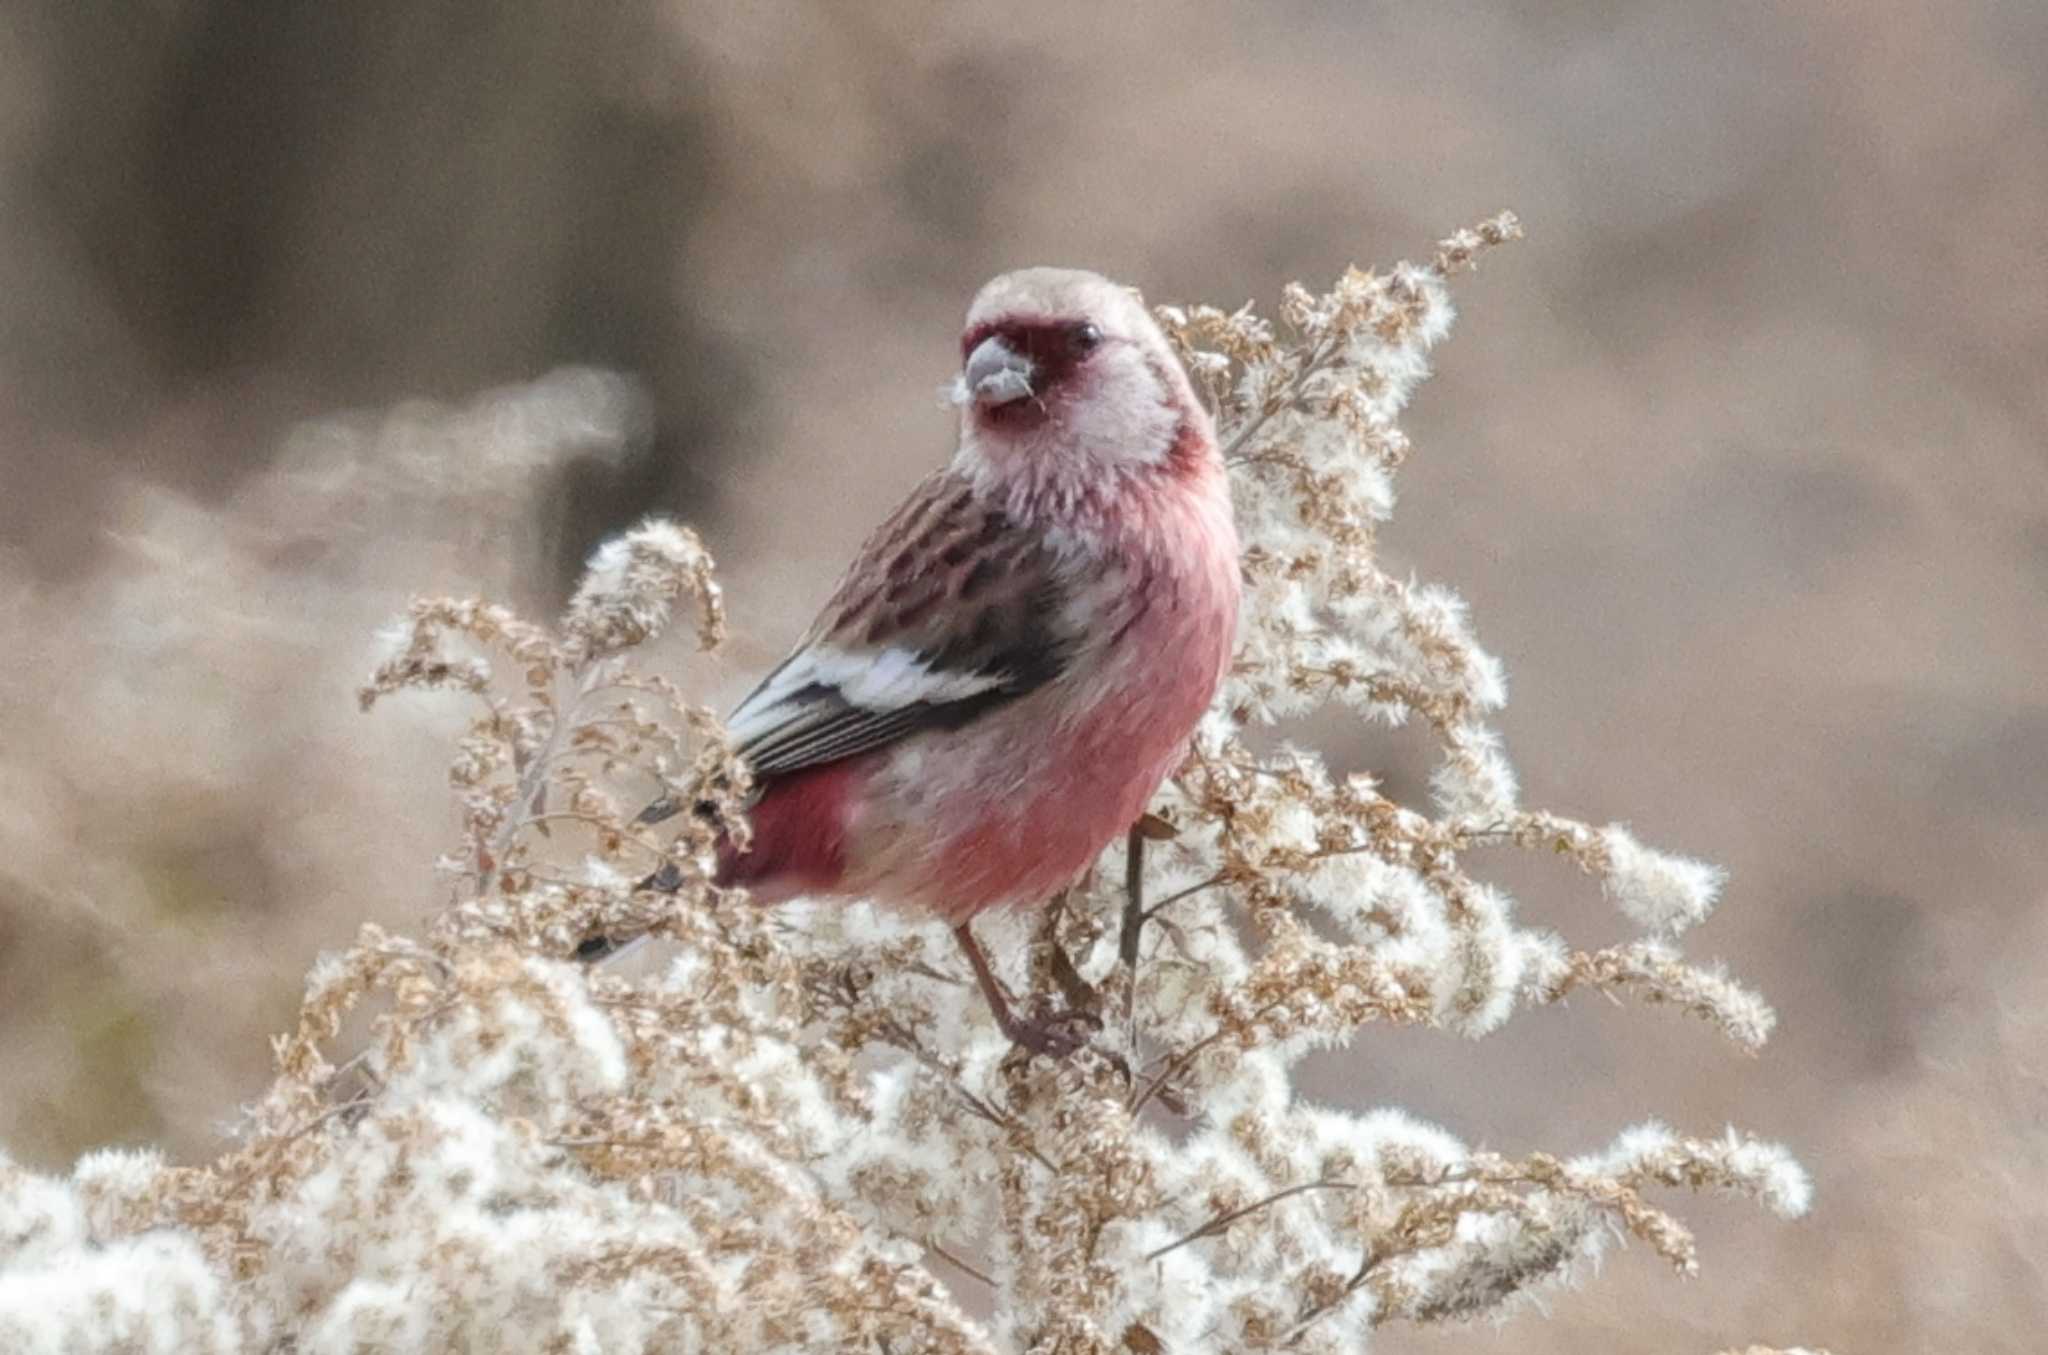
[0,221,1814,1353]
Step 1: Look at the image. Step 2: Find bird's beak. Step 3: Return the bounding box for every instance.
[960,334,1035,408]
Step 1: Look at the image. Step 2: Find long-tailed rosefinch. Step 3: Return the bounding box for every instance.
[626,268,1239,1054]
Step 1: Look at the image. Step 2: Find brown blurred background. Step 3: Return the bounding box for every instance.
[1,1,2042,1348]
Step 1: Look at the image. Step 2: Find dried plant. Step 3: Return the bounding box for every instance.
[0,216,1818,1353]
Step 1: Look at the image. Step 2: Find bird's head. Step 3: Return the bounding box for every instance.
[949,268,1211,494]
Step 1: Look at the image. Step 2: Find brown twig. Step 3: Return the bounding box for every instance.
[924,1240,996,1289]
[1146,1179,1357,1262]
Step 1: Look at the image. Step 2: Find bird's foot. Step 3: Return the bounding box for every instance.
[995,1007,1130,1084]
[997,1004,1101,1060]
[955,920,1124,1073]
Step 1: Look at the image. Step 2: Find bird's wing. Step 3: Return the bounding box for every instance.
[730,470,1079,781]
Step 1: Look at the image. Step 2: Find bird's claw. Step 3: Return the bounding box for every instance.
[998,1006,1128,1080]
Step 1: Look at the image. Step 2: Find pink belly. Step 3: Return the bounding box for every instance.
[941,733,1186,917]
[853,579,1235,922]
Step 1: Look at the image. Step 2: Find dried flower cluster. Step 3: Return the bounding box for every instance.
[0,216,1818,1353]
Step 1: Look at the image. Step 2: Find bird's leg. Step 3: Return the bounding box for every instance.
[953,921,1097,1059]
[1037,889,1100,1015]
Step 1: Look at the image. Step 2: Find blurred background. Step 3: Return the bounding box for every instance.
[1,1,2042,1348]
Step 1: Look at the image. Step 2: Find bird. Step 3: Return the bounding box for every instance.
[607,267,1240,1056]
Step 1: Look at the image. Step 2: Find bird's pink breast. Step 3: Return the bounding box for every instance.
[935,617,1229,916]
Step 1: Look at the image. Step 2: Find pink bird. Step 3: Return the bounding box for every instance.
[631,268,1239,1055]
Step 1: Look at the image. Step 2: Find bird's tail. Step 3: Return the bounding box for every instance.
[573,794,732,964]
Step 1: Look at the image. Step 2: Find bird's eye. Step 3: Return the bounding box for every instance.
[1069,321,1103,353]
